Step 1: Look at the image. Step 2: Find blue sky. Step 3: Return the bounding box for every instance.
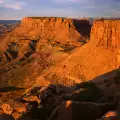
[0,0,120,20]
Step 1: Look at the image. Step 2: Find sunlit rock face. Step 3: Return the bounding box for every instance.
[21,17,89,29]
[91,20,120,49]
[20,17,91,43]
[0,17,91,63]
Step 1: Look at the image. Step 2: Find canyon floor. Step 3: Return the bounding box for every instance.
[0,18,120,120]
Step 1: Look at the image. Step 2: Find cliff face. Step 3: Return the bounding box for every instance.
[21,17,75,29]
[90,20,120,49]
[36,20,120,86]
[0,17,91,65]
[19,17,91,43]
[21,17,91,31]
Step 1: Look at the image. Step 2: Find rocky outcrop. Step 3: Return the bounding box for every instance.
[18,17,91,44]
[21,17,90,31]
[99,111,120,120]
[0,82,117,120]
[36,20,120,86]
[90,20,120,49]
[0,40,37,63]
[48,100,116,120]
[21,17,74,29]
[0,17,91,69]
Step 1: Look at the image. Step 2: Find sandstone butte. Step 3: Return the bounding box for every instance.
[0,17,90,60]
[21,17,90,37]
[17,17,91,43]
[0,17,91,64]
[35,20,120,86]
[0,17,91,52]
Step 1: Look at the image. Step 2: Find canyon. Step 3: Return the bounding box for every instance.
[0,20,19,37]
[35,20,120,86]
[0,17,120,120]
[0,17,91,88]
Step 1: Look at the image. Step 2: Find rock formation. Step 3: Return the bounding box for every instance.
[35,20,120,86]
[0,17,91,64]
[21,17,74,29]
[0,83,112,120]
[17,17,91,44]
[91,20,120,49]
[21,17,90,31]
[0,17,92,83]
[99,111,120,120]
[48,100,115,120]
[1,18,120,120]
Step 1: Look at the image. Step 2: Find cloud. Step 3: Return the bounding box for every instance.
[47,7,78,17]
[0,0,4,4]
[4,4,22,10]
[54,0,78,3]
[0,0,27,10]
[1,0,120,19]
[52,0,83,4]
[53,0,96,4]
[103,8,120,17]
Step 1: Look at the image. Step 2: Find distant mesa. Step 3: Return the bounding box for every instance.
[21,17,91,39]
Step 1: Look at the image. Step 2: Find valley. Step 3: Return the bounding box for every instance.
[0,17,120,120]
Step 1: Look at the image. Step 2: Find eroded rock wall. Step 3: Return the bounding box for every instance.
[21,17,75,29]
[90,20,120,49]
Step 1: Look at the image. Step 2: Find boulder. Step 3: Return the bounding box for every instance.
[98,111,120,120]
[12,112,21,120]
[48,100,116,120]
[1,101,27,119]
[22,95,41,104]
[1,104,13,115]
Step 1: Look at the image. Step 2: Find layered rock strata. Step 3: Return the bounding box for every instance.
[91,20,120,49]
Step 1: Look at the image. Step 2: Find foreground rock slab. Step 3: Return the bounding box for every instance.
[98,111,120,120]
[48,100,116,120]
[0,114,15,120]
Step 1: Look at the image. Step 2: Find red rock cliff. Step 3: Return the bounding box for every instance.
[14,17,91,45]
[90,20,120,49]
[21,17,75,29]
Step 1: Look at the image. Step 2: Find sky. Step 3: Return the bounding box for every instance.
[0,0,120,20]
